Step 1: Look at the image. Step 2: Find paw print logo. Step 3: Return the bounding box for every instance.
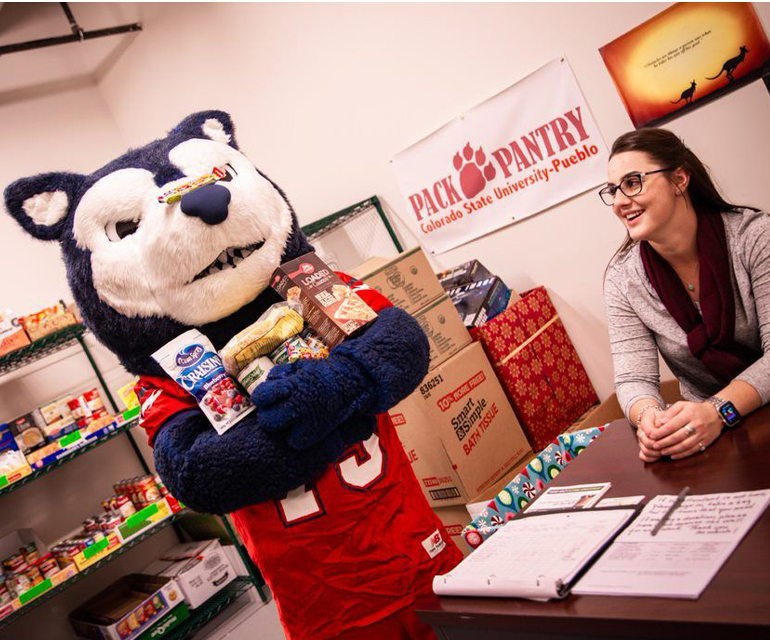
[453,143,496,199]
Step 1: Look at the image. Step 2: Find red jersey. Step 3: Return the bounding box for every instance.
[139,274,462,640]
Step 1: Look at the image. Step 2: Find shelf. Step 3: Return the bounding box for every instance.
[164,578,255,640]
[0,418,140,498]
[0,509,188,630]
[0,323,87,376]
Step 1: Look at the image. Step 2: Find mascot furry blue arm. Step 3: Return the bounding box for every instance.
[4,111,461,640]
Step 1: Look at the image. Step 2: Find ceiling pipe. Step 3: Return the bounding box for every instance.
[0,3,141,56]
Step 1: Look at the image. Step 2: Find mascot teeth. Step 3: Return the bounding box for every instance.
[193,240,264,282]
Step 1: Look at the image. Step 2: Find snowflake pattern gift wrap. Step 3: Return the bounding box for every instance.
[470,286,598,450]
[462,425,606,550]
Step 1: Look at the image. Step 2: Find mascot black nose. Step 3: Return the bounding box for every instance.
[180,183,231,225]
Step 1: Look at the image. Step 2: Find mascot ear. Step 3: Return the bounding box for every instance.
[3,172,85,241]
[170,110,238,149]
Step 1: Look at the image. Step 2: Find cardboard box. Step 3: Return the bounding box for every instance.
[118,498,173,543]
[143,540,236,609]
[471,286,599,451]
[69,574,188,640]
[391,342,532,508]
[436,260,493,291]
[351,247,445,314]
[0,312,30,357]
[447,277,511,328]
[19,304,77,341]
[412,295,472,371]
[272,252,377,347]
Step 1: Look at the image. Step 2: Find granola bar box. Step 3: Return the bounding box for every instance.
[470,286,598,450]
[271,252,377,347]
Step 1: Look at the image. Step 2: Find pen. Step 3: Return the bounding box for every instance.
[650,486,690,536]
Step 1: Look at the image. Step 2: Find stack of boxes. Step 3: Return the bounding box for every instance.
[352,249,533,553]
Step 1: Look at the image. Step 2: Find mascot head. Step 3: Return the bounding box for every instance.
[4,110,313,375]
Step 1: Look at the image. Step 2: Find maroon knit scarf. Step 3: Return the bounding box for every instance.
[640,211,760,385]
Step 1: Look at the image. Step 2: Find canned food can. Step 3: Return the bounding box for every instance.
[37,555,59,580]
[137,476,161,504]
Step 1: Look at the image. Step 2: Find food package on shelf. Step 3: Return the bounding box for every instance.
[0,310,30,357]
[19,303,78,341]
[436,259,493,291]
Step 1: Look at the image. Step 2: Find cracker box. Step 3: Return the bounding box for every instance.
[19,303,77,341]
[350,247,444,315]
[436,259,493,291]
[471,286,598,450]
[69,574,188,640]
[271,252,377,347]
[447,277,511,328]
[412,295,472,371]
[390,342,531,508]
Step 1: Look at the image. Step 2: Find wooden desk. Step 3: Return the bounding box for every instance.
[417,406,770,639]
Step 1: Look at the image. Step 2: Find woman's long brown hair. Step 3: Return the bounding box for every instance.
[604,128,748,277]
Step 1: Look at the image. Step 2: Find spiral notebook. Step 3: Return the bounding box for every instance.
[433,507,638,600]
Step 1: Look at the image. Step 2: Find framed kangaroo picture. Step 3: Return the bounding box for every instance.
[600,2,770,128]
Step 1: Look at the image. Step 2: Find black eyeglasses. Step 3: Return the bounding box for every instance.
[598,168,672,206]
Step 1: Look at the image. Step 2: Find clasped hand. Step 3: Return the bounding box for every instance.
[636,401,723,462]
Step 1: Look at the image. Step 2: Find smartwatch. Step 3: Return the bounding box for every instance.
[707,396,742,428]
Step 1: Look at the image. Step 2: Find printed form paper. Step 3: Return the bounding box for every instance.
[574,489,770,598]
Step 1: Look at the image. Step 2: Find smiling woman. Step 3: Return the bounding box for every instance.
[602,128,770,463]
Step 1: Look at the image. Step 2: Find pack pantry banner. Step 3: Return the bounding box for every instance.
[391,58,608,255]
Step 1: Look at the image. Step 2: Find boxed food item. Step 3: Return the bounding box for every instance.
[271,252,377,347]
[38,397,73,425]
[471,286,599,450]
[117,379,140,412]
[436,259,493,291]
[447,277,512,328]
[412,295,472,371]
[8,413,47,455]
[351,247,445,315]
[143,540,236,609]
[19,303,77,341]
[69,574,188,640]
[390,342,532,508]
[0,430,32,489]
[0,311,30,357]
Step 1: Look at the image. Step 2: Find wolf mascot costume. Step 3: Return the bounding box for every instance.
[4,111,461,640]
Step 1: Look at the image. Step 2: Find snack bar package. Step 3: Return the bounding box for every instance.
[220,302,304,377]
[153,330,254,435]
[271,252,377,347]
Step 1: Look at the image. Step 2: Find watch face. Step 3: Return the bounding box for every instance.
[719,402,741,426]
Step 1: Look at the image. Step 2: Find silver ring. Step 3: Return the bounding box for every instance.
[698,441,706,453]
[684,425,695,437]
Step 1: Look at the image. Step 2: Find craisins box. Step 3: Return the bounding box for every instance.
[271,252,377,347]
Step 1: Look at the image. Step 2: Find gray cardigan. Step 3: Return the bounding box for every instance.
[604,208,770,420]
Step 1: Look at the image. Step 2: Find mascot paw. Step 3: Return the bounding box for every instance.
[253,357,367,448]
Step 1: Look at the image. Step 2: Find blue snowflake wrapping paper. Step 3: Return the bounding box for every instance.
[462,425,607,550]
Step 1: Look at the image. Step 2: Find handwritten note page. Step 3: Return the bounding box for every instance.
[574,490,770,598]
[433,509,636,600]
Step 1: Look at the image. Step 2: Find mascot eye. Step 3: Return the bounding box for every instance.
[106,219,140,242]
